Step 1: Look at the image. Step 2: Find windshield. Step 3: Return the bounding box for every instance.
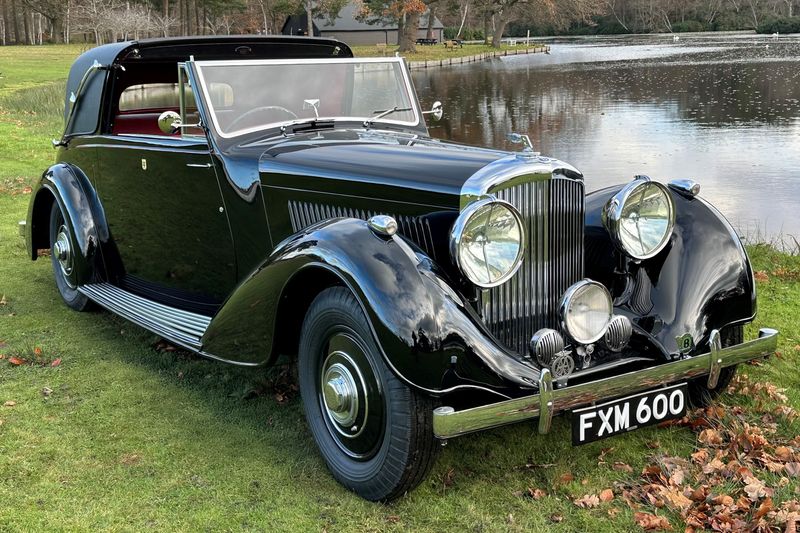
[193,58,419,138]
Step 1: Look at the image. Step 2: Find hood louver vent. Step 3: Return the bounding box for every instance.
[288,200,437,260]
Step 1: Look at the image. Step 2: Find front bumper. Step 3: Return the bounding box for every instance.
[433,327,778,439]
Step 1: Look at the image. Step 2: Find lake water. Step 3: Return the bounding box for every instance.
[412,33,800,245]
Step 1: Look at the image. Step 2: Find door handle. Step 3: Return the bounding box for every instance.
[186,163,212,168]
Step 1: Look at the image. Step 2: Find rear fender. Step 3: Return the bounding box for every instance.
[201,218,540,397]
[27,163,109,285]
[585,184,756,358]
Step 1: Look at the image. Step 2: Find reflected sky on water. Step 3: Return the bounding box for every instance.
[412,33,800,242]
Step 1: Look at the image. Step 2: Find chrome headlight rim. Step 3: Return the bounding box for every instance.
[450,197,526,289]
[559,279,613,344]
[603,176,676,261]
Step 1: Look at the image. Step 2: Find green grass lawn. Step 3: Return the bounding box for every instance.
[0,44,798,532]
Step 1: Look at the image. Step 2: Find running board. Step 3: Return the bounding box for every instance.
[79,283,211,351]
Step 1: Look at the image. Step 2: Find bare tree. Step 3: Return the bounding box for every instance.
[152,10,178,36]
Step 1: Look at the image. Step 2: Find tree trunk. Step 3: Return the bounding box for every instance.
[50,13,63,43]
[306,0,313,36]
[492,15,508,48]
[425,6,435,39]
[398,11,419,53]
[22,3,30,44]
[259,0,267,33]
[456,0,468,38]
[4,0,15,43]
[64,0,70,43]
[483,13,490,44]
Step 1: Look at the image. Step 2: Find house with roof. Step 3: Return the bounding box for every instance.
[281,2,444,46]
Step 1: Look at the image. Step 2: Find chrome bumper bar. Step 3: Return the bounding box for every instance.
[433,328,778,439]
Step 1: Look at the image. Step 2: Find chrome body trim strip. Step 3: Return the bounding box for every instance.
[432,328,778,439]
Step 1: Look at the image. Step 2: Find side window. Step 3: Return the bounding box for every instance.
[114,81,206,137]
[118,83,197,112]
[66,69,107,136]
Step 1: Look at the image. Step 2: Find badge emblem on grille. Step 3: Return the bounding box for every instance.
[550,353,575,380]
[676,333,694,354]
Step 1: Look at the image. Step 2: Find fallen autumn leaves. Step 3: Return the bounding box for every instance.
[590,373,798,531]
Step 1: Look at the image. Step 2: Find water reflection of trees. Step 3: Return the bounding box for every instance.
[413,50,800,152]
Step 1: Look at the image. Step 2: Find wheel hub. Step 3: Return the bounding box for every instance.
[322,362,358,427]
[316,332,385,460]
[54,226,73,276]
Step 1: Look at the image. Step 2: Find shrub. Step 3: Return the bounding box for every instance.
[672,20,705,32]
[756,16,800,34]
[443,27,484,41]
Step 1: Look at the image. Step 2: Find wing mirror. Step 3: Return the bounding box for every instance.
[422,101,443,122]
[157,111,182,134]
[157,110,201,134]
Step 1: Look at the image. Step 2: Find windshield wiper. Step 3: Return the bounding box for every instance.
[363,106,413,128]
[280,118,335,135]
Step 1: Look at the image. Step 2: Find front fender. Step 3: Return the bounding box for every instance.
[27,163,108,285]
[201,218,540,397]
[585,185,756,358]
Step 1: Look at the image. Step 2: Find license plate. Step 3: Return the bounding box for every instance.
[571,383,688,445]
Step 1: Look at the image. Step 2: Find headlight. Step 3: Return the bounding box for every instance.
[603,177,675,260]
[451,199,525,288]
[560,280,613,344]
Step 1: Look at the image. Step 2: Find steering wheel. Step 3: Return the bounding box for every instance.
[228,105,299,131]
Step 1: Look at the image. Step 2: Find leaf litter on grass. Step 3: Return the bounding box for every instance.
[557,373,800,530]
[613,394,800,530]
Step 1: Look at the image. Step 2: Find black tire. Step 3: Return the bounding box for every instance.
[49,202,91,311]
[687,325,743,407]
[298,287,438,502]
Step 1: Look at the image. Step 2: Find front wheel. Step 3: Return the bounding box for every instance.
[298,287,438,501]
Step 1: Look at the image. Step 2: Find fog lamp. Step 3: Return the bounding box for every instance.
[560,280,613,344]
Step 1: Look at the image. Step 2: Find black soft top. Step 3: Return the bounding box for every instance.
[64,35,353,123]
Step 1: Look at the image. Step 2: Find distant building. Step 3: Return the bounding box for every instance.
[281,3,444,46]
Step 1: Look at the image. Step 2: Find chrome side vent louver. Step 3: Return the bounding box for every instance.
[480,177,585,355]
[287,200,437,260]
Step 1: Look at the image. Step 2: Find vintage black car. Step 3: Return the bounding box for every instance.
[24,36,778,501]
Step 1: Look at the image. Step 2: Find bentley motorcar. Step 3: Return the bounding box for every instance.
[22,36,778,501]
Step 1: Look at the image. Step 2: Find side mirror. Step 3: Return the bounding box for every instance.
[157,110,181,134]
[423,101,443,122]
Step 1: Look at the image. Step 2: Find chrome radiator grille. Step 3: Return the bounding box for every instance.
[480,177,585,355]
[288,200,438,260]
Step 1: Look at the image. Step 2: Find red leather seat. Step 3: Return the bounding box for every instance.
[112,109,180,136]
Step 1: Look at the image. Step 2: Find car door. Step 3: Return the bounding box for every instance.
[93,132,235,313]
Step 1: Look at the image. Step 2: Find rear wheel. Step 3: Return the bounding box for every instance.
[687,325,742,407]
[298,287,438,501]
[49,202,91,311]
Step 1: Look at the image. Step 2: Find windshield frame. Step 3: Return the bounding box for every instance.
[191,56,422,140]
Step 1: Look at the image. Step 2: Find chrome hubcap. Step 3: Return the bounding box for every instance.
[322,362,358,427]
[54,225,73,277]
[317,332,385,460]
